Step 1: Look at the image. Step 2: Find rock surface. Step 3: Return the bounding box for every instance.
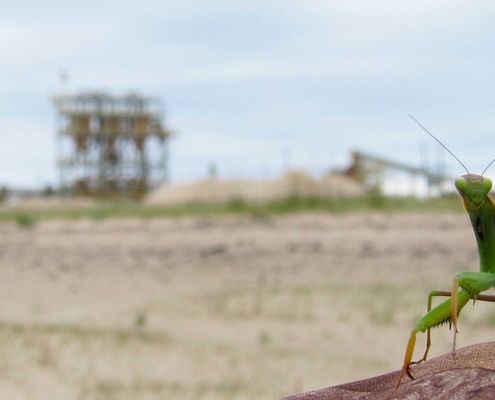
[282,342,495,399]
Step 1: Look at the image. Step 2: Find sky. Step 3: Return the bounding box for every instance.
[3,1,495,189]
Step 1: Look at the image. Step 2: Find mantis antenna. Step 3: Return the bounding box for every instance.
[482,158,495,177]
[408,114,471,175]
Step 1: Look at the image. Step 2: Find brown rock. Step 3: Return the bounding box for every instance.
[281,342,495,400]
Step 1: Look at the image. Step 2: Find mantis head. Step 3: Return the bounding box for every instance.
[455,174,492,207]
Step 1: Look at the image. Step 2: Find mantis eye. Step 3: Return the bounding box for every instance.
[454,177,468,193]
[476,176,492,194]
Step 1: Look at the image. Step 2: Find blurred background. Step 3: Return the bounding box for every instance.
[3,1,495,399]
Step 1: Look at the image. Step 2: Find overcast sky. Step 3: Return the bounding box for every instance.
[3,1,495,188]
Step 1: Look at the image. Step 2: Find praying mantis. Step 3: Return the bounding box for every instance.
[394,116,495,391]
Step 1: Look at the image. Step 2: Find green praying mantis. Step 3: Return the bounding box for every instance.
[395,115,495,391]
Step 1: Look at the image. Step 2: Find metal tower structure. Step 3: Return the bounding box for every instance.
[54,91,171,197]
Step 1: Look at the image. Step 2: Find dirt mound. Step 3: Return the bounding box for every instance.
[146,171,363,206]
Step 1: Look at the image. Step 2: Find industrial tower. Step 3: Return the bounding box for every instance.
[54,91,171,197]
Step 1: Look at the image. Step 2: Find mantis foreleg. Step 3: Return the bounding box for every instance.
[417,289,495,364]
[396,290,471,388]
[396,271,495,389]
[415,290,452,364]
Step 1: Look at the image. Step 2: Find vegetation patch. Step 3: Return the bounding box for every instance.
[0,195,463,223]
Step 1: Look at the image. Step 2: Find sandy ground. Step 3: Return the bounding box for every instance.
[0,212,493,399]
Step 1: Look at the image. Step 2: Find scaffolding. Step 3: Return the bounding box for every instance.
[54,91,171,197]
